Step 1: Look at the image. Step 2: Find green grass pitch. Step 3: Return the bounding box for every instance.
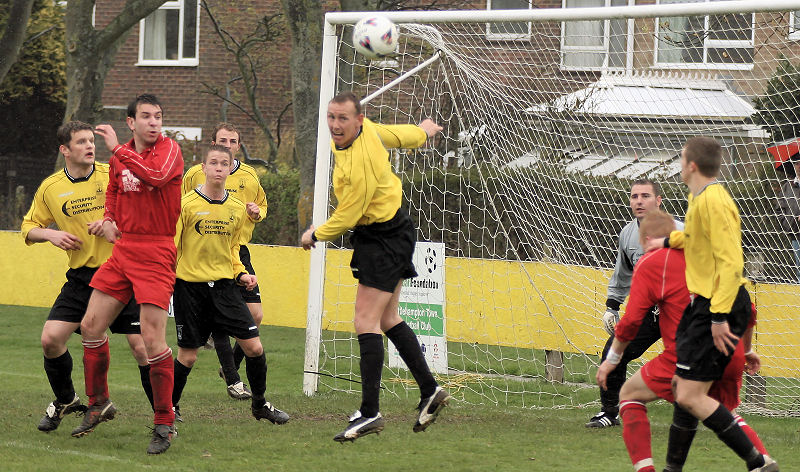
[0,304,797,471]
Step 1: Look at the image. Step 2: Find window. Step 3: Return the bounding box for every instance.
[162,127,202,142]
[486,0,532,41]
[790,11,800,40]
[655,0,754,69]
[138,0,199,66]
[561,0,632,70]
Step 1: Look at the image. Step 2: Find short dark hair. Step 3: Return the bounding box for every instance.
[127,94,162,119]
[639,209,676,245]
[329,92,362,115]
[204,144,233,163]
[683,136,722,178]
[212,122,241,144]
[632,178,661,197]
[57,121,93,146]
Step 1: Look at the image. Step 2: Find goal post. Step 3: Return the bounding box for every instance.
[304,0,800,416]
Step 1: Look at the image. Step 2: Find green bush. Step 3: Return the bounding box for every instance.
[251,164,300,246]
[400,158,792,281]
[753,57,800,143]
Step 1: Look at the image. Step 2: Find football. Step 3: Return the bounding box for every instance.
[352,16,399,60]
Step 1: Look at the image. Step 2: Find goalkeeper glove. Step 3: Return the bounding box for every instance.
[602,308,619,336]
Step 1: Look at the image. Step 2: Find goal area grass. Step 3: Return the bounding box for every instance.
[1,304,797,471]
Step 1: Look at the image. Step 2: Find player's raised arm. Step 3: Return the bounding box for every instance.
[419,118,443,138]
[112,137,183,188]
[372,118,441,149]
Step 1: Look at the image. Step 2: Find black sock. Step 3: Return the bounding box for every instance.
[44,351,75,404]
[213,332,240,384]
[358,333,384,418]
[665,404,698,469]
[385,322,437,398]
[172,359,193,407]
[138,364,154,411]
[702,404,763,469]
[245,352,267,407]
[233,343,245,371]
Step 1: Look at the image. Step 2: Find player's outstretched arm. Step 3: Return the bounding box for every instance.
[301,225,316,250]
[643,237,665,253]
[419,119,443,138]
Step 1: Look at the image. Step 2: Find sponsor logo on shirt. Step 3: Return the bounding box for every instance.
[61,195,103,217]
[121,169,142,192]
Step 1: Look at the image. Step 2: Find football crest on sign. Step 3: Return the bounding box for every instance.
[424,247,437,274]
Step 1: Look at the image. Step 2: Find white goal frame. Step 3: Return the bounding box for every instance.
[303,0,800,396]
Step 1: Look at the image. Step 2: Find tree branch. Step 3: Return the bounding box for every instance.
[96,0,169,50]
[198,82,259,123]
[0,0,36,84]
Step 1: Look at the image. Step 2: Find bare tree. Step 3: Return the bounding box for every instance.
[280,0,323,236]
[63,0,168,125]
[200,0,289,167]
[0,0,36,85]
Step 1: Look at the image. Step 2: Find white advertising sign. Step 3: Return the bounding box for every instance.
[389,241,447,374]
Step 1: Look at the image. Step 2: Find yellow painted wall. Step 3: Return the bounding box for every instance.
[2,230,797,375]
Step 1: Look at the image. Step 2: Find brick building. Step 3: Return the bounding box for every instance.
[96,0,296,164]
[6,0,800,225]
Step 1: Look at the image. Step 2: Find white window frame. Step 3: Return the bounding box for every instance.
[486,0,533,41]
[137,0,200,67]
[162,126,202,141]
[790,11,800,41]
[560,0,635,71]
[653,0,754,71]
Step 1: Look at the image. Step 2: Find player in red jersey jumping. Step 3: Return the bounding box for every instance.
[71,94,183,455]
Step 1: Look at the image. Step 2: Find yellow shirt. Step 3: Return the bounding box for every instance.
[175,189,248,282]
[21,164,111,269]
[667,183,746,314]
[182,160,267,244]
[315,118,427,241]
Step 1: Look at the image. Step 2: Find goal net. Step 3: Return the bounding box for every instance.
[304,0,800,416]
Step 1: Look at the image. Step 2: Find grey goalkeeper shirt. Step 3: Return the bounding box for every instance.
[606,217,684,306]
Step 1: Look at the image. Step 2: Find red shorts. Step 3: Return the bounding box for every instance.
[640,350,744,411]
[91,234,176,310]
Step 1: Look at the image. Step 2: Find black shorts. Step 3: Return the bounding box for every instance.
[675,286,752,382]
[238,245,261,304]
[350,208,418,293]
[173,278,259,349]
[48,267,140,334]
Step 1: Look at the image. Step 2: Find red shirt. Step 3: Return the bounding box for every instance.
[104,134,183,237]
[614,248,688,365]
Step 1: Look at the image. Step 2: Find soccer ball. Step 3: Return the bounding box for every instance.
[352,16,398,60]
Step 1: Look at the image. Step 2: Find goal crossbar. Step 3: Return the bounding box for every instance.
[326,0,800,24]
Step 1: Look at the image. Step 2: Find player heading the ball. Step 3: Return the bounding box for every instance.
[301,92,450,442]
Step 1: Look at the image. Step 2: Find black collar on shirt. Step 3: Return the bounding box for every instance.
[335,127,362,151]
[64,164,96,183]
[194,188,229,204]
[230,159,241,175]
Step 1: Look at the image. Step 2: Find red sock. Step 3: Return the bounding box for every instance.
[148,348,175,425]
[620,400,655,472]
[82,337,110,405]
[735,414,767,455]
